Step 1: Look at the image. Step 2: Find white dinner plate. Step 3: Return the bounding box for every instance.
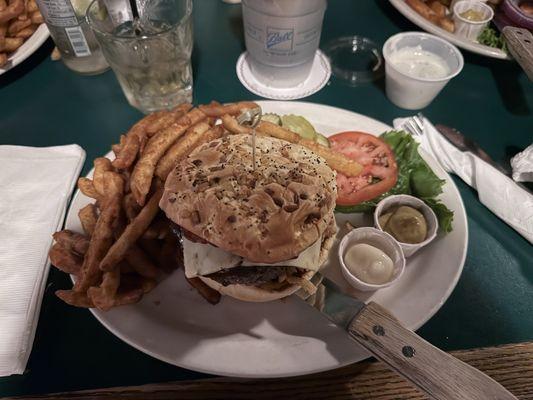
[389,0,510,60]
[0,24,50,75]
[65,101,468,378]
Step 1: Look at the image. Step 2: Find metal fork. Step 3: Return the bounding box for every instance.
[401,113,425,136]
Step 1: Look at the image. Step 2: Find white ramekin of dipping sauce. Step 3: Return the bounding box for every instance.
[374,194,439,258]
[382,32,464,110]
[453,1,494,41]
[338,227,406,292]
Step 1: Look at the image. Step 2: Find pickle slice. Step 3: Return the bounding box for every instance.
[281,115,317,140]
[261,113,282,125]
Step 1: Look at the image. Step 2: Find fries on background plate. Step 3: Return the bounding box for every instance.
[0,0,44,67]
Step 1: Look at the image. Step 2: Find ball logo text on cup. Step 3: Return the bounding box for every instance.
[266,29,295,51]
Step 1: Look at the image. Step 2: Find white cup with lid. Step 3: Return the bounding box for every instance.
[382,32,464,110]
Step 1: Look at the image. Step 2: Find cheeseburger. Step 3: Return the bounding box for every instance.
[160,133,337,302]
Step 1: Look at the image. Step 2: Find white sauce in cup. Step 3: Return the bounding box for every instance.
[388,45,450,80]
[344,243,394,285]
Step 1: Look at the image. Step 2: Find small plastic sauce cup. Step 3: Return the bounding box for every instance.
[338,227,406,292]
[382,32,464,110]
[453,1,494,41]
[374,194,439,258]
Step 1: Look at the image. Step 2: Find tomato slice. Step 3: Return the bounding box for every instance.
[329,131,398,206]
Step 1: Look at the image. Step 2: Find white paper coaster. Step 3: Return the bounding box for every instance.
[236,50,331,100]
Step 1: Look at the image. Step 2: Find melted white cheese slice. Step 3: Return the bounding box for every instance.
[183,237,322,278]
[183,238,241,278]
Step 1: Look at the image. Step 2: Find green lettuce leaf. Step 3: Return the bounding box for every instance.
[478,27,507,52]
[422,198,454,233]
[335,130,454,232]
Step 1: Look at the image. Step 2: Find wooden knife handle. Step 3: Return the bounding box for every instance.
[348,302,518,400]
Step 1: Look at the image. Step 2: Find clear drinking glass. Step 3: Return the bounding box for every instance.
[87,0,193,113]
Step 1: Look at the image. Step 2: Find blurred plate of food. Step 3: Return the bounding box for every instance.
[390,0,511,59]
[0,0,49,74]
[55,100,468,378]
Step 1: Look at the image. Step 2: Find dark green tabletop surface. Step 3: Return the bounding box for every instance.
[1,0,532,397]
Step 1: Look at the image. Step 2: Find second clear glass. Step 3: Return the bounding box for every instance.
[87,0,193,113]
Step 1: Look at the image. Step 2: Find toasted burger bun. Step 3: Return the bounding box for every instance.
[199,219,337,302]
[160,134,337,264]
[198,275,311,303]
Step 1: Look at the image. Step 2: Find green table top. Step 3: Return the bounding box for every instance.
[1,0,532,396]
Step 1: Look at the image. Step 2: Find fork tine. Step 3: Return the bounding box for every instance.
[410,120,422,136]
[406,118,422,136]
[414,113,425,131]
[402,120,413,135]
[401,119,414,136]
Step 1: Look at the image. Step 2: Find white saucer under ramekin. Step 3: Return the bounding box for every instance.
[236,50,331,100]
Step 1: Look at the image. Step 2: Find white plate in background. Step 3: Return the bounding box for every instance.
[389,0,510,60]
[0,24,50,75]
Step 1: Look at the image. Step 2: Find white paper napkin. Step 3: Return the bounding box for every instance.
[511,144,533,183]
[393,117,533,244]
[0,144,85,376]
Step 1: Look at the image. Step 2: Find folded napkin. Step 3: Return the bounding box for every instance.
[393,117,533,244]
[511,144,533,183]
[0,145,85,376]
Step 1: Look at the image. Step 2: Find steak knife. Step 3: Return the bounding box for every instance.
[300,278,518,400]
[435,124,531,193]
[434,124,510,175]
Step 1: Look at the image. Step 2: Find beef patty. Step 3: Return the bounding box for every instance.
[206,266,285,286]
[206,266,306,287]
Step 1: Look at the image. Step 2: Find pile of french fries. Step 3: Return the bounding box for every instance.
[50,101,364,310]
[0,0,43,67]
[50,102,241,310]
[406,0,455,33]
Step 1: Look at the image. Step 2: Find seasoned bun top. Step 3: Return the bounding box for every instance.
[160,134,337,263]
